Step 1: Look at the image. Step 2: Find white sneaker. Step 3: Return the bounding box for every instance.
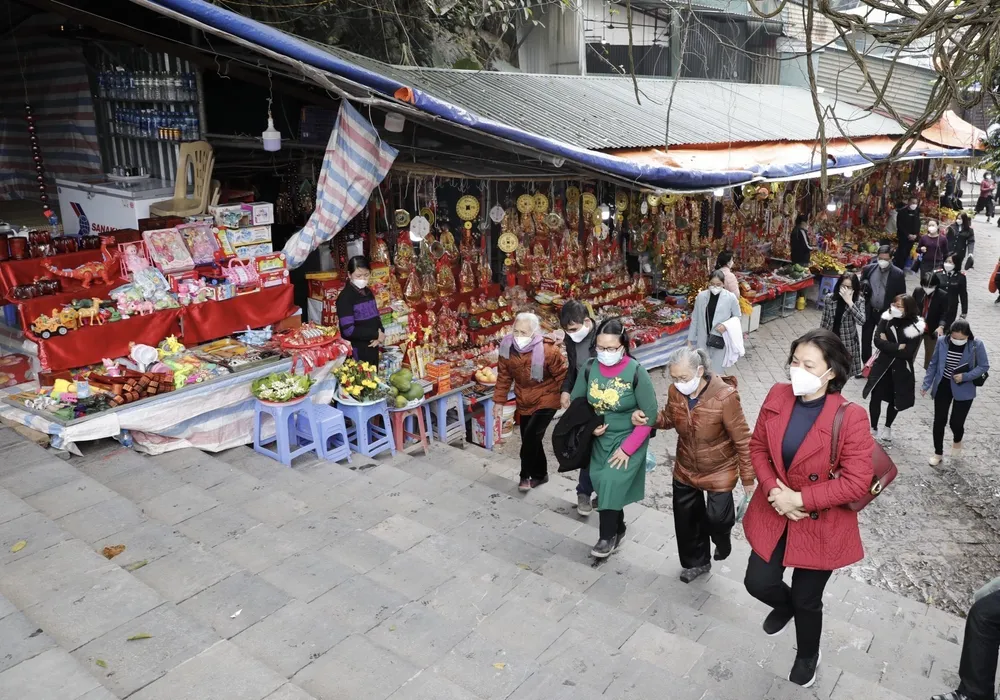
[929,454,942,466]
[952,442,963,458]
[878,426,892,443]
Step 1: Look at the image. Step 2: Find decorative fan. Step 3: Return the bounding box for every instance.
[456,195,480,221]
[498,232,519,253]
[394,209,411,228]
[640,200,649,215]
[544,212,564,229]
[615,191,630,211]
[566,186,581,204]
[419,207,435,226]
[489,204,506,223]
[409,215,431,240]
[516,194,535,214]
[533,193,549,213]
[581,192,597,214]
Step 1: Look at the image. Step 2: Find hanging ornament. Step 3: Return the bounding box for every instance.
[26,103,47,210]
[489,204,506,223]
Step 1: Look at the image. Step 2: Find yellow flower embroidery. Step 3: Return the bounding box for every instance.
[588,376,631,414]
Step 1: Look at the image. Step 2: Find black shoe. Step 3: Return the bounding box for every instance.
[713,539,732,561]
[930,692,970,700]
[529,476,548,489]
[763,608,794,636]
[518,478,531,492]
[679,564,711,583]
[591,537,616,559]
[576,493,593,516]
[788,650,820,687]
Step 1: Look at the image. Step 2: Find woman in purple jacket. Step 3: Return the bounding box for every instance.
[919,221,950,274]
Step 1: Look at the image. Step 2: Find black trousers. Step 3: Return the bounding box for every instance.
[672,479,735,568]
[599,508,626,540]
[869,375,898,429]
[933,381,974,455]
[957,589,1000,700]
[892,243,913,270]
[351,344,380,367]
[518,409,555,481]
[861,312,879,364]
[744,531,833,659]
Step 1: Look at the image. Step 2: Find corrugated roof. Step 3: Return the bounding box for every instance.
[320,46,901,149]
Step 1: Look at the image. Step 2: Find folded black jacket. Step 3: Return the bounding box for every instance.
[551,397,604,473]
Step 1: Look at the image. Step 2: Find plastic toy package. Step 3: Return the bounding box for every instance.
[143,228,195,273]
[178,222,221,265]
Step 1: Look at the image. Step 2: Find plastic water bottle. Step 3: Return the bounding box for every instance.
[120,430,133,448]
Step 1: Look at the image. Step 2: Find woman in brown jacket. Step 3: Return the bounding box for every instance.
[632,346,754,582]
[493,312,567,492]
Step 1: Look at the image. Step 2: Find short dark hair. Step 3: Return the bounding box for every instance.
[795,214,809,227]
[894,293,920,321]
[950,319,973,339]
[787,328,851,394]
[715,250,733,269]
[920,271,939,288]
[833,272,860,305]
[346,255,370,274]
[944,251,959,265]
[961,213,972,228]
[594,317,632,357]
[708,269,726,285]
[559,300,590,329]
[877,245,892,257]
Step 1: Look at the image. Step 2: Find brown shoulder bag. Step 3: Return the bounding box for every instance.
[829,402,897,511]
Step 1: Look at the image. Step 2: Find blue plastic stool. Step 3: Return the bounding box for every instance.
[253,398,322,466]
[295,404,352,464]
[336,399,396,458]
[425,389,466,443]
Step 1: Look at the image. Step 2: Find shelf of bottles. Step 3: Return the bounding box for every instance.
[90,48,206,183]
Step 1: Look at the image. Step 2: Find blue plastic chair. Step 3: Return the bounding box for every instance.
[336,399,396,458]
[295,404,352,463]
[253,398,322,466]
[425,389,467,443]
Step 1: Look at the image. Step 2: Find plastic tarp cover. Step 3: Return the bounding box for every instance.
[920,110,986,151]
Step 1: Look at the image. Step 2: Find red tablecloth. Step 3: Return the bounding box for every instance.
[181,285,297,344]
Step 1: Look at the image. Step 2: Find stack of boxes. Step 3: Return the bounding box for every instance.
[207,201,289,291]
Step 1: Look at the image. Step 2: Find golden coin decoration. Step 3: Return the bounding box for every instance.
[565,186,581,204]
[615,191,630,210]
[498,231,519,253]
[463,221,473,230]
[456,195,480,221]
[581,192,597,214]
[394,209,411,228]
[533,193,549,213]
[516,194,535,214]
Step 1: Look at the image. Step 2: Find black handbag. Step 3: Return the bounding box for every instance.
[972,340,988,387]
[706,334,726,349]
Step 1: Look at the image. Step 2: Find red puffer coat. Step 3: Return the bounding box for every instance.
[742,384,874,571]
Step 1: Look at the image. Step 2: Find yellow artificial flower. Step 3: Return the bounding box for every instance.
[362,379,376,389]
[349,385,363,396]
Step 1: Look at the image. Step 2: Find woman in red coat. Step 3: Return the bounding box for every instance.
[743,329,874,688]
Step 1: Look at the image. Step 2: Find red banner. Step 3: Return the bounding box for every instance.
[180,285,297,344]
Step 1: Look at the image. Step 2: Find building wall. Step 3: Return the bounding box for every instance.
[815,48,937,120]
[517,3,587,75]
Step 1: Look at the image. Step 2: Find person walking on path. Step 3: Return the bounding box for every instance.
[913,273,949,369]
[742,329,875,688]
[939,253,970,326]
[919,221,950,274]
[820,272,865,378]
[569,318,658,559]
[946,214,976,270]
[558,300,598,515]
[493,312,567,492]
[688,270,742,375]
[860,247,907,364]
[336,255,385,367]
[630,346,754,583]
[975,173,995,221]
[862,294,925,445]
[931,576,1000,700]
[921,319,989,466]
[715,250,741,298]
[895,198,922,271]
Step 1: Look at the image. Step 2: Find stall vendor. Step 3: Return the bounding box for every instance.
[336,255,384,366]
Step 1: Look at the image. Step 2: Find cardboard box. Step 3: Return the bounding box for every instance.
[225,226,272,247]
[306,271,342,300]
[254,252,286,274]
[210,204,249,229]
[241,202,274,227]
[234,242,273,259]
[260,270,290,288]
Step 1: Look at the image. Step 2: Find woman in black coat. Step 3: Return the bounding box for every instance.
[789,214,812,266]
[937,252,968,328]
[946,213,975,270]
[862,294,925,445]
[912,273,949,370]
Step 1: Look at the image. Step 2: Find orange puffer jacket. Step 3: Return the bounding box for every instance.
[493,338,567,415]
[655,374,754,491]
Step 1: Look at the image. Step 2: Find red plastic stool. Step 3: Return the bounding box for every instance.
[389,406,430,456]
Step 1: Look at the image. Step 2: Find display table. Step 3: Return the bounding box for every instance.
[632,328,691,371]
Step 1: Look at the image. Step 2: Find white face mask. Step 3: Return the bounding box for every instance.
[909,204,918,210]
[513,336,532,351]
[709,287,722,295]
[567,323,591,344]
[789,366,831,397]
[951,337,968,346]
[944,263,955,272]
[922,286,935,295]
[927,227,938,236]
[351,278,368,289]
[597,348,624,367]
[889,306,903,318]
[877,259,891,270]
[674,372,703,396]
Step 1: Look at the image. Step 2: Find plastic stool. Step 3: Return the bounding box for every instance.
[425,391,466,443]
[389,406,430,456]
[295,404,352,464]
[336,399,396,458]
[254,398,322,466]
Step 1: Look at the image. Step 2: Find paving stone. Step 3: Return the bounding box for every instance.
[602,657,708,700]
[24,568,162,651]
[239,490,311,527]
[329,498,396,531]
[106,465,185,503]
[94,521,189,568]
[407,491,480,531]
[129,640,285,700]
[132,543,242,603]
[407,532,483,569]
[258,550,354,602]
[475,599,568,658]
[385,671,482,700]
[0,487,33,525]
[205,472,269,506]
[535,554,604,592]
[174,458,242,489]
[175,505,261,547]
[140,485,220,525]
[366,549,453,600]
[558,596,644,649]
[177,571,291,639]
[0,611,57,673]
[505,672,607,700]
[74,447,145,482]
[0,648,102,700]
[76,687,119,700]
[23,477,115,521]
[0,539,115,609]
[435,632,541,700]
[56,496,147,544]
[264,685,319,700]
[535,627,627,694]
[619,622,706,676]
[292,634,418,700]
[366,602,470,667]
[510,520,570,552]
[367,514,436,550]
[685,647,785,699]
[232,599,350,678]
[212,523,306,573]
[277,511,355,549]
[829,670,913,700]
[71,603,219,697]
[0,460,78,498]
[0,510,71,566]
[0,593,15,620]
[310,575,409,633]
[502,572,582,621]
[320,529,401,574]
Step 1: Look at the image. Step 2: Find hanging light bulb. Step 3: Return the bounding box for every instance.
[262,100,281,152]
[842,169,854,178]
[713,188,724,197]
[600,204,611,221]
[826,202,836,212]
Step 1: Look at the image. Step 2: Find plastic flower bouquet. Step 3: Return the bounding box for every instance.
[335,359,389,405]
[251,372,314,403]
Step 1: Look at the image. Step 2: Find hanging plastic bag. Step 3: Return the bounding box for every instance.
[735,492,752,522]
[645,452,657,473]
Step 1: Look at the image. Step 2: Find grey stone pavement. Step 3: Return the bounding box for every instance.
[0,218,998,700]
